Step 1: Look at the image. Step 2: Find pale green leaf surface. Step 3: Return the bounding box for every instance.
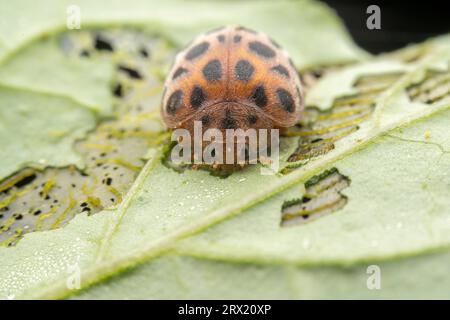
[0,39,114,114]
[0,0,449,300]
[0,86,96,181]
[305,60,412,110]
[0,35,114,179]
[0,212,110,299]
[75,250,450,299]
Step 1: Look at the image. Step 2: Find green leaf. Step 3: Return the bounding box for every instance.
[74,250,450,299]
[0,37,114,180]
[0,39,114,114]
[0,0,449,300]
[0,86,96,181]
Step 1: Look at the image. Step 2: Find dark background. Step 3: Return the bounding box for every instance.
[322,0,450,53]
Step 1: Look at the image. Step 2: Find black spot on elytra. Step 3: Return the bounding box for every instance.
[236,26,257,34]
[172,67,188,80]
[94,35,114,51]
[233,35,242,43]
[118,65,142,79]
[248,114,258,124]
[185,42,209,60]
[190,86,206,109]
[235,60,254,82]
[201,115,210,126]
[249,41,276,58]
[276,88,295,113]
[203,59,222,82]
[167,90,183,114]
[222,110,237,129]
[250,85,268,108]
[217,35,225,43]
[271,65,290,78]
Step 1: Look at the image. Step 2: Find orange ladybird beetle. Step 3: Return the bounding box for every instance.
[161,25,304,165]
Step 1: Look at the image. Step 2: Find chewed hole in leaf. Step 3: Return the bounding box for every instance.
[0,29,175,246]
[407,69,450,104]
[284,72,404,166]
[281,167,350,226]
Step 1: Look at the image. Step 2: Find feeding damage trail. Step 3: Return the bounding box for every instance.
[281,168,350,226]
[281,48,450,225]
[285,72,404,165]
[407,70,450,104]
[285,39,450,169]
[0,29,173,246]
